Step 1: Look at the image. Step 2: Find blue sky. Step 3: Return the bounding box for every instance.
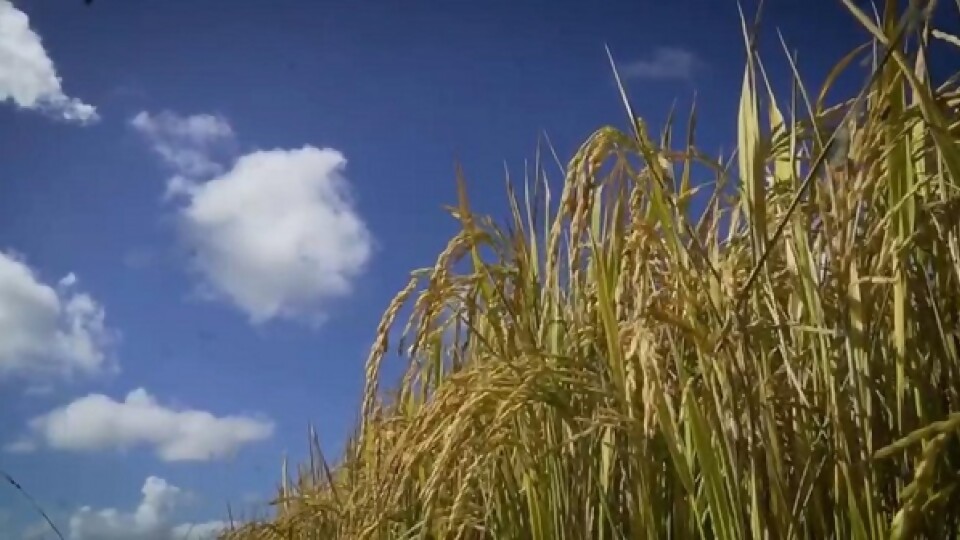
[0,0,955,538]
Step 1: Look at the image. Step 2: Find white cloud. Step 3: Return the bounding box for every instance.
[66,476,227,540]
[0,251,116,381]
[132,110,374,325]
[0,0,98,123]
[174,147,373,324]
[172,521,230,540]
[622,47,701,80]
[8,388,273,461]
[131,111,235,179]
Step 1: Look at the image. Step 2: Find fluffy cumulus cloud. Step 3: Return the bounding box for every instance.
[175,146,373,324]
[7,388,274,461]
[63,476,227,540]
[623,46,701,80]
[132,111,374,324]
[0,251,115,381]
[0,0,98,123]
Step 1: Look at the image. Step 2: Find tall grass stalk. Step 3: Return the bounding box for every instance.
[224,1,960,538]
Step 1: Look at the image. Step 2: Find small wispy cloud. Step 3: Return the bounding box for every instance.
[621,47,701,81]
[130,111,236,180]
[0,0,98,123]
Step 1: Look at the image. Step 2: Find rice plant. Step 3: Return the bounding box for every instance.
[223,1,960,538]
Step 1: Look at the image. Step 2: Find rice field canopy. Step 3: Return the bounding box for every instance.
[224,0,960,538]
